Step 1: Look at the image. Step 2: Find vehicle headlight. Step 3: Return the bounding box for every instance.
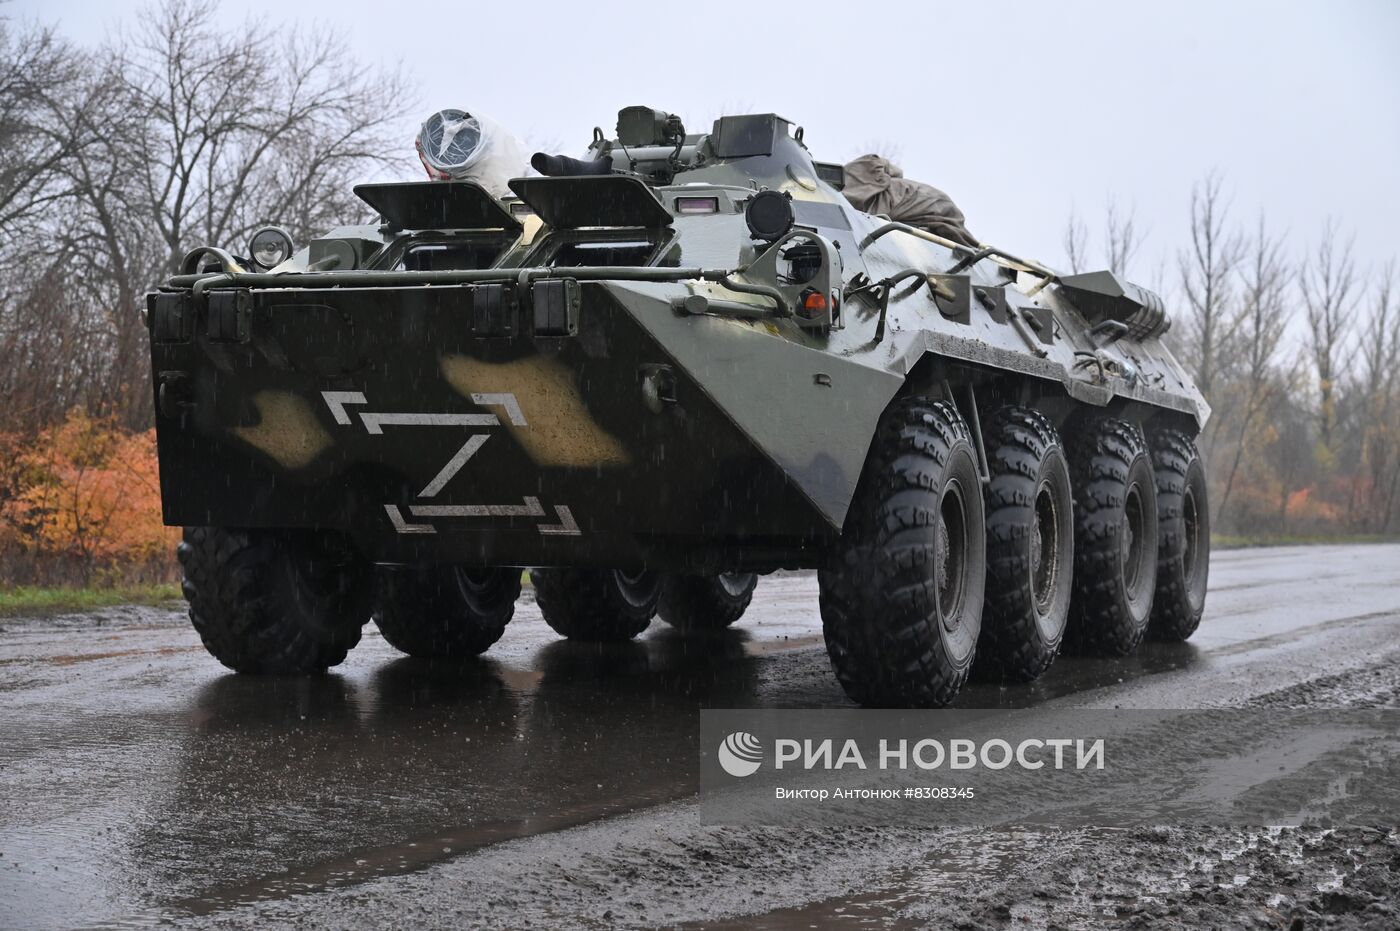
[248,227,294,270]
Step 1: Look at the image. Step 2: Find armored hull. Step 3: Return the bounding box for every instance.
[151,275,899,570]
[148,109,1212,705]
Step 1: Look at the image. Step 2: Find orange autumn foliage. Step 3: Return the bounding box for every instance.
[0,409,178,577]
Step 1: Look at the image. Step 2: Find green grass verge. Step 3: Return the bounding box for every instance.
[0,583,183,617]
[1212,533,1397,550]
[1,571,531,619]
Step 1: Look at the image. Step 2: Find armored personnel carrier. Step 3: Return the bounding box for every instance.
[147,107,1210,706]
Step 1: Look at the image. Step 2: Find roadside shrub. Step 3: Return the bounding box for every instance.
[0,409,178,585]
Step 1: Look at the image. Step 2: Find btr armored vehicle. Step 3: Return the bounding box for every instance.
[147,107,1210,706]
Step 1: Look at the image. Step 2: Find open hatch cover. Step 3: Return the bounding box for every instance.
[354,180,522,233]
[508,175,672,229]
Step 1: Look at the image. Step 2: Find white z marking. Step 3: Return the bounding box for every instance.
[359,412,499,434]
[537,505,581,536]
[326,389,584,536]
[322,391,367,425]
[321,390,526,433]
[385,499,583,535]
[418,434,490,498]
[410,497,547,519]
[470,393,528,426]
[384,504,435,534]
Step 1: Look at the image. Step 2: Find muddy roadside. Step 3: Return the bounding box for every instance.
[171,652,1400,931]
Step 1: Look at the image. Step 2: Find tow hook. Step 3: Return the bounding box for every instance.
[639,364,678,413]
[158,371,195,420]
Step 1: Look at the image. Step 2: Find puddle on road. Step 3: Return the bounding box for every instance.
[0,645,203,667]
[952,640,1204,709]
[1,626,798,928]
[0,620,1218,929]
[179,795,692,916]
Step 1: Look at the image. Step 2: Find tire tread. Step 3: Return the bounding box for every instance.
[818,398,984,707]
[1148,429,1209,641]
[374,567,521,658]
[533,569,658,641]
[977,407,1073,682]
[178,527,368,674]
[1065,418,1158,656]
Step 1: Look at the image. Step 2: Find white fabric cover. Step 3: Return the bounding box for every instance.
[415,110,527,198]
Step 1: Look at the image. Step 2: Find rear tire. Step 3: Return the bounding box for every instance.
[819,397,986,707]
[374,566,521,658]
[657,573,758,631]
[533,568,661,641]
[1148,430,1210,641]
[976,407,1075,682]
[1065,418,1158,656]
[178,527,371,674]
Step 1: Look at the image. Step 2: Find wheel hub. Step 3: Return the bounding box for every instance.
[459,569,497,594]
[1123,484,1145,591]
[1183,485,1200,582]
[937,482,969,632]
[1031,482,1059,614]
[936,520,950,598]
[717,572,754,598]
[612,568,661,608]
[616,568,648,587]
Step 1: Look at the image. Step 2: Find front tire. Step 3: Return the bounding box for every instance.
[1065,418,1159,656]
[533,568,661,641]
[178,527,371,674]
[977,407,1075,682]
[657,573,758,631]
[374,566,522,658]
[819,397,986,707]
[1149,430,1210,640]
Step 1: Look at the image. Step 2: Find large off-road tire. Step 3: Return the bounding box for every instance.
[1065,418,1159,656]
[1148,429,1210,641]
[657,572,758,631]
[373,566,522,658]
[976,407,1075,682]
[533,568,661,641]
[178,527,371,674]
[819,397,986,708]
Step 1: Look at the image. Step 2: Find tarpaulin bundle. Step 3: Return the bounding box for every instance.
[842,154,980,248]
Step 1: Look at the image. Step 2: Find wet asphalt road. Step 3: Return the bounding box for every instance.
[1,543,1399,929]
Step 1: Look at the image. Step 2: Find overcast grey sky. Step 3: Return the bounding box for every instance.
[17,0,1400,284]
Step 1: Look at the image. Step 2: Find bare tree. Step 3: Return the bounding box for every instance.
[43,0,409,426]
[1354,262,1399,530]
[0,20,84,239]
[1104,198,1142,277]
[0,21,114,430]
[1269,379,1316,534]
[107,0,409,271]
[1177,172,1243,408]
[0,254,121,430]
[1061,199,1142,278]
[1214,215,1292,522]
[1300,219,1360,453]
[1062,209,1088,274]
